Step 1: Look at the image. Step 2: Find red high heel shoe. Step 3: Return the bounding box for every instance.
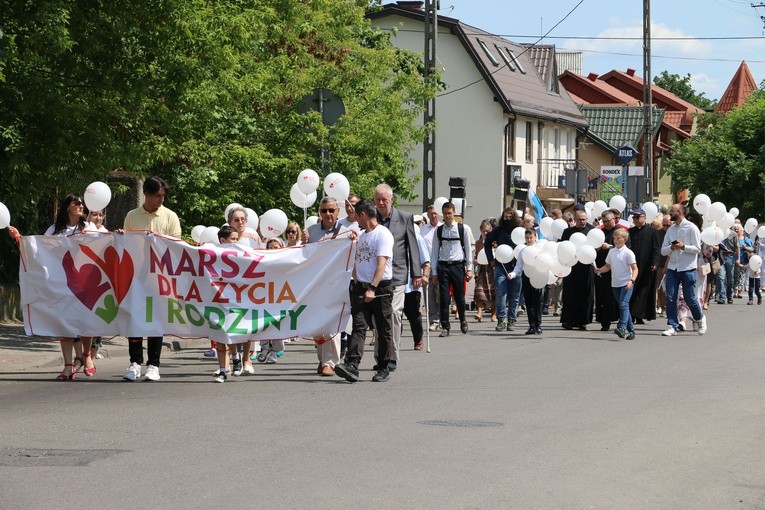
[82,352,96,377]
[56,363,75,381]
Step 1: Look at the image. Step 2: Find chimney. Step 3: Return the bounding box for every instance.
[626,68,636,76]
[587,72,599,81]
[396,1,425,10]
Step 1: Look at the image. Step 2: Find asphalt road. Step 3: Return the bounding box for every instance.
[1,299,764,509]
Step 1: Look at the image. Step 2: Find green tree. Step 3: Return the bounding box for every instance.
[665,87,765,219]
[0,1,434,281]
[654,70,717,110]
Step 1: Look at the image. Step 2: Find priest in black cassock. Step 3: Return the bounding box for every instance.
[594,209,622,331]
[560,207,594,330]
[628,207,661,323]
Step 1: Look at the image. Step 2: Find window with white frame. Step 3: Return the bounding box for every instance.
[505,120,516,162]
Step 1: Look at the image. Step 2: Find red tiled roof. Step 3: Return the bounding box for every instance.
[559,70,639,106]
[662,111,684,129]
[714,61,758,114]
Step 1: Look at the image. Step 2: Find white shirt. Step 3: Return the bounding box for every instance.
[606,245,636,287]
[661,219,701,271]
[355,225,394,283]
[44,222,96,236]
[430,222,473,275]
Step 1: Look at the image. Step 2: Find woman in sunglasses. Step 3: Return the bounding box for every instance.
[45,194,97,380]
[283,221,301,247]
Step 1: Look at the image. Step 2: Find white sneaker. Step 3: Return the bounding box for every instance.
[697,315,707,335]
[144,364,160,381]
[661,327,677,337]
[428,322,441,331]
[123,362,141,381]
[213,371,227,383]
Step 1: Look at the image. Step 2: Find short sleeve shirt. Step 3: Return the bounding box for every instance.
[606,245,636,287]
[355,225,394,283]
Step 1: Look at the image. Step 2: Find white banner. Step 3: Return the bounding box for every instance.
[18,233,354,343]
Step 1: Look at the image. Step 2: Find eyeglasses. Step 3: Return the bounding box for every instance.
[320,208,336,213]
[71,200,83,206]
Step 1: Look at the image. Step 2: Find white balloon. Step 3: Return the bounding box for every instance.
[84,181,112,212]
[0,202,10,229]
[306,215,319,227]
[522,246,540,266]
[539,217,554,238]
[706,202,726,222]
[323,173,350,201]
[593,200,608,216]
[642,202,659,221]
[535,253,554,274]
[494,244,514,264]
[609,195,626,213]
[477,249,489,265]
[693,194,711,215]
[700,226,725,246]
[433,196,449,215]
[513,244,525,260]
[190,225,206,243]
[584,201,595,211]
[749,255,763,272]
[199,226,219,244]
[744,218,758,235]
[259,209,289,237]
[569,231,587,248]
[717,212,735,231]
[576,244,597,265]
[536,239,548,251]
[729,207,739,219]
[245,208,259,230]
[511,227,527,246]
[224,203,243,222]
[557,241,577,266]
[551,218,568,239]
[551,259,572,278]
[529,269,549,289]
[297,169,320,194]
[758,226,765,240]
[542,240,559,257]
[586,228,605,248]
[587,210,596,224]
[290,183,317,208]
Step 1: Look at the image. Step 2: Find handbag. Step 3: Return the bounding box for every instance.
[711,258,721,274]
[700,262,711,276]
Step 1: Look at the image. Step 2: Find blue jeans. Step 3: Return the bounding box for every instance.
[665,268,704,330]
[748,277,761,302]
[612,285,634,333]
[716,254,735,301]
[494,265,522,321]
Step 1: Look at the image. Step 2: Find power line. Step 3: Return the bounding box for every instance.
[392,28,765,41]
[560,46,765,64]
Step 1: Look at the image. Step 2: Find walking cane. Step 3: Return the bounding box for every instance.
[424,282,431,353]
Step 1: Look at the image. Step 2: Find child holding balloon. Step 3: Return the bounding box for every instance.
[508,228,545,335]
[747,235,764,305]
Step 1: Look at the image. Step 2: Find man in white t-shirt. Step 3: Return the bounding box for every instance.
[334,200,395,383]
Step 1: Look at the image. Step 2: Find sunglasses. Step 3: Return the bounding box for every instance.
[286,230,297,234]
[320,208,336,213]
[71,200,83,206]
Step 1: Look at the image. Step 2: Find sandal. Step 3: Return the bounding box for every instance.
[81,352,96,377]
[56,364,75,381]
[72,356,84,374]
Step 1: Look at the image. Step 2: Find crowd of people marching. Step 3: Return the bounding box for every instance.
[7,176,761,383]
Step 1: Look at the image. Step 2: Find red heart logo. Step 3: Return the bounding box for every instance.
[81,245,134,303]
[62,252,111,310]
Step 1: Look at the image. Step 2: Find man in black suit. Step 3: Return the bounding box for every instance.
[375,184,424,370]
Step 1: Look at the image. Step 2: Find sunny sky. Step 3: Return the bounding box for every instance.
[442,0,765,100]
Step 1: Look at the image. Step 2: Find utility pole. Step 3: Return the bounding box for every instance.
[422,0,437,209]
[752,3,765,30]
[642,0,653,202]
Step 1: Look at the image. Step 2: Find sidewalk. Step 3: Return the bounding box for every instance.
[0,322,211,371]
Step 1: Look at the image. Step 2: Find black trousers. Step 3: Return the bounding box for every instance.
[128,337,163,367]
[438,262,466,330]
[347,281,393,367]
[522,275,544,329]
[403,291,423,344]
